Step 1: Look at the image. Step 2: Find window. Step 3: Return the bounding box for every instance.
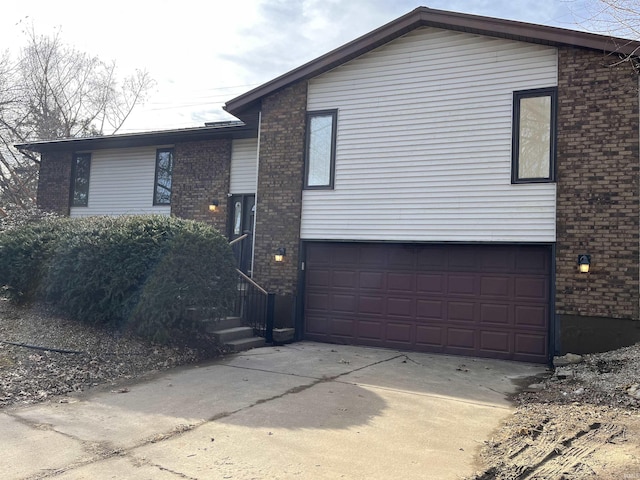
[305,110,337,188]
[512,87,557,183]
[70,153,91,207]
[154,148,174,205]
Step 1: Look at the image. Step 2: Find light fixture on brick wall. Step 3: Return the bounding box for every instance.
[578,254,591,273]
[275,247,286,263]
[208,200,219,212]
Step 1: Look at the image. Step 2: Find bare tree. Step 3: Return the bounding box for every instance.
[0,28,154,210]
[581,0,640,39]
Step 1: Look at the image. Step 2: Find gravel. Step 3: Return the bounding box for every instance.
[0,297,220,409]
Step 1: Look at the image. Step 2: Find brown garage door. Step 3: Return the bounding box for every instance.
[304,243,550,363]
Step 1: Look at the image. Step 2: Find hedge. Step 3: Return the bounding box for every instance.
[0,215,237,343]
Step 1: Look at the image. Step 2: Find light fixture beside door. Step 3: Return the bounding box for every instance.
[578,254,591,273]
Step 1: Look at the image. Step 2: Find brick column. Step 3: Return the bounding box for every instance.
[36,151,72,215]
[253,82,308,296]
[556,47,640,351]
[172,139,231,234]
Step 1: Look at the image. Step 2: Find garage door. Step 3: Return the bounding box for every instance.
[304,243,550,363]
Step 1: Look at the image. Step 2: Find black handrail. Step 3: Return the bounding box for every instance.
[234,269,274,343]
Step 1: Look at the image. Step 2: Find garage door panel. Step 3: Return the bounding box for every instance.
[416,325,444,346]
[479,330,511,354]
[387,297,414,317]
[516,248,550,273]
[358,320,384,340]
[416,246,447,268]
[480,276,511,297]
[448,301,475,322]
[448,275,476,295]
[447,328,475,348]
[332,270,357,288]
[515,277,549,301]
[448,247,479,270]
[480,303,511,325]
[359,296,384,315]
[306,293,330,311]
[388,246,416,268]
[386,323,412,343]
[332,294,357,313]
[330,317,356,337]
[514,333,547,356]
[417,274,446,293]
[479,249,515,271]
[515,305,548,328]
[388,273,414,291]
[305,243,550,363]
[359,245,387,266]
[359,271,385,290]
[305,315,328,335]
[307,269,330,287]
[417,299,444,319]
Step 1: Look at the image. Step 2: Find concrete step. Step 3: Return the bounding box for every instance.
[225,336,266,352]
[202,316,242,333]
[212,326,255,344]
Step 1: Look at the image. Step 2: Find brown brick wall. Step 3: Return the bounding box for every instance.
[36,151,72,215]
[556,47,640,321]
[172,139,231,234]
[253,82,308,295]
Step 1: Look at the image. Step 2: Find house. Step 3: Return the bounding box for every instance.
[18,7,640,363]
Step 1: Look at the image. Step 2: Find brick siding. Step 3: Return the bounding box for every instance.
[252,82,308,295]
[36,151,72,215]
[556,47,640,321]
[172,139,231,234]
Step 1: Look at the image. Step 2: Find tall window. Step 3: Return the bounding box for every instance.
[154,148,174,205]
[512,87,557,183]
[305,110,337,189]
[71,153,91,207]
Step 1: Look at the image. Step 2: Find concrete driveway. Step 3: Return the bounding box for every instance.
[3,342,545,479]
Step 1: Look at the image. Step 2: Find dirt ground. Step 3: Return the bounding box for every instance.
[469,344,640,480]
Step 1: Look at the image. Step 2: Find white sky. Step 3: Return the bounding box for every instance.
[0,0,610,134]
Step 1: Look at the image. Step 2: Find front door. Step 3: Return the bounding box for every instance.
[229,194,255,275]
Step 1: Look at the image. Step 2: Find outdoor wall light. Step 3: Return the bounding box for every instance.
[208,200,219,212]
[578,254,591,273]
[274,248,286,263]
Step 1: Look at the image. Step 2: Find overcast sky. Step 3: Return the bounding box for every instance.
[0,0,613,133]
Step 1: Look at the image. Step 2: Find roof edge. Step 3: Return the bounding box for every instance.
[15,122,255,153]
[224,6,640,117]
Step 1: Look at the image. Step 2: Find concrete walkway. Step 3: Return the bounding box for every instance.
[3,342,545,479]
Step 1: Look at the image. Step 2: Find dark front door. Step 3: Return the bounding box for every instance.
[229,194,255,275]
[304,242,551,363]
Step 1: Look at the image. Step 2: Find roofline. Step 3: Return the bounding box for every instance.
[15,121,256,153]
[224,6,640,117]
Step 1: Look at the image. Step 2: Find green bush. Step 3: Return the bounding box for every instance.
[1,214,237,344]
[0,217,72,303]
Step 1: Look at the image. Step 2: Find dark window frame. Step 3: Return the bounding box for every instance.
[304,109,337,189]
[70,153,91,207]
[153,148,174,205]
[511,87,557,184]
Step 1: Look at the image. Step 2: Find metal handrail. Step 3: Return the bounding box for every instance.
[229,233,249,245]
[236,268,268,295]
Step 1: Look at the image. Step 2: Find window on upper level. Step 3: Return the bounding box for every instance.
[70,153,91,207]
[154,148,174,205]
[304,110,337,189]
[512,87,557,183]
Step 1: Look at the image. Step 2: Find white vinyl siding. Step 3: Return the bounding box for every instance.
[230,138,258,194]
[70,147,171,217]
[302,27,558,242]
